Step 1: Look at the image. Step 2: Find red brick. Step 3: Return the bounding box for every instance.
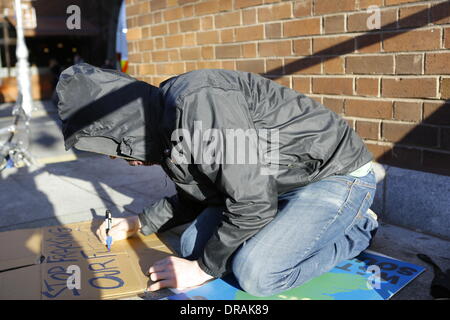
[347,12,369,32]
[347,9,397,32]
[393,101,422,122]
[398,4,429,28]
[242,8,257,24]
[285,57,321,75]
[323,97,345,114]
[358,0,383,9]
[272,77,291,88]
[137,39,153,51]
[356,34,382,53]
[235,0,263,9]
[381,145,423,169]
[258,2,292,22]
[154,37,164,50]
[445,28,450,49]
[140,1,151,12]
[150,0,167,11]
[126,3,140,16]
[383,29,441,52]
[324,15,345,34]
[153,12,162,24]
[142,51,152,62]
[346,55,394,74]
[168,49,180,61]
[235,25,264,42]
[194,0,220,16]
[345,99,392,119]
[127,17,136,28]
[258,41,292,57]
[138,64,155,76]
[164,34,183,48]
[313,77,353,95]
[382,123,438,148]
[266,59,285,76]
[151,24,168,36]
[236,60,265,74]
[265,23,282,39]
[167,22,179,34]
[293,0,312,17]
[200,16,213,30]
[202,46,214,60]
[382,78,437,99]
[156,62,185,75]
[197,31,219,45]
[164,7,183,21]
[185,62,198,72]
[396,54,423,75]
[323,56,344,74]
[220,29,235,43]
[215,11,241,28]
[197,60,222,69]
[219,0,233,12]
[293,77,311,94]
[183,33,196,46]
[242,43,257,58]
[430,1,450,25]
[440,78,450,99]
[293,39,311,55]
[126,28,142,41]
[313,0,355,15]
[180,18,200,32]
[283,18,321,37]
[425,53,450,75]
[313,36,354,55]
[152,50,169,62]
[221,60,236,70]
[215,45,241,59]
[356,121,379,140]
[423,101,450,126]
[366,143,391,161]
[137,13,152,26]
[180,47,201,60]
[182,5,194,17]
[356,78,379,97]
[178,0,197,5]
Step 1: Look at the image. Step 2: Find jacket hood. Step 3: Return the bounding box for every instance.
[55,63,162,162]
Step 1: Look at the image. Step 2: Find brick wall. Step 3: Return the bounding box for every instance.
[126,0,450,176]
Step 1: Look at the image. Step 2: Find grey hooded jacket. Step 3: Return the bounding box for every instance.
[56,63,373,278]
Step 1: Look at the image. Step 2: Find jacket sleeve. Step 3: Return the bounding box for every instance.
[177,87,278,278]
[138,186,206,236]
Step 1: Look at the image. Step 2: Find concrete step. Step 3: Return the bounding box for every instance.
[371,162,450,240]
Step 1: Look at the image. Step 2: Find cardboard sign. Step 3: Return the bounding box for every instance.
[0,220,174,300]
[0,228,42,271]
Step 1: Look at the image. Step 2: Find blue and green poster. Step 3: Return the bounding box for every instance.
[165,251,425,300]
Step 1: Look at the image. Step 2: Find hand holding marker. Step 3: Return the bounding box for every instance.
[105,210,113,251]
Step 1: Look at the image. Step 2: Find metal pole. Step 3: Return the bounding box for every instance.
[13,0,32,118]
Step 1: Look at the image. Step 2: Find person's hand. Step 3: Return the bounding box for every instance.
[96,215,141,245]
[147,256,214,291]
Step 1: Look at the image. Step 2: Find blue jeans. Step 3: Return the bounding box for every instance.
[179,169,378,297]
